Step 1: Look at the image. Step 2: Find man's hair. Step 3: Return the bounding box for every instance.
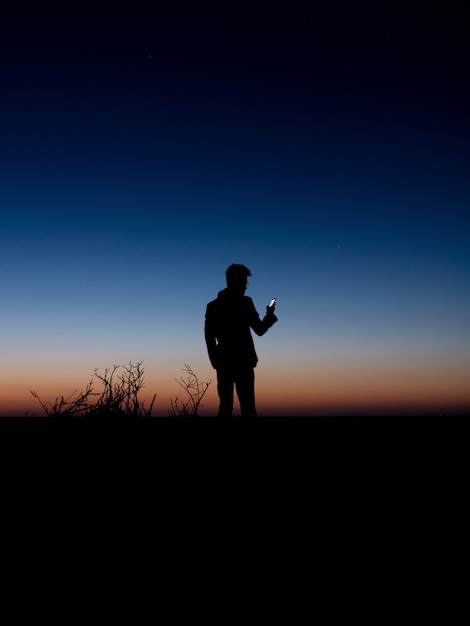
[225,264,251,288]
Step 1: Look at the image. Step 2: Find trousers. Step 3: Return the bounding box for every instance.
[216,366,257,417]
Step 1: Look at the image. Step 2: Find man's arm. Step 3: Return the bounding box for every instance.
[248,298,278,336]
[204,305,218,368]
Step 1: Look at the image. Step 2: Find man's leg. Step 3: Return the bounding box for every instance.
[235,367,257,417]
[217,367,234,417]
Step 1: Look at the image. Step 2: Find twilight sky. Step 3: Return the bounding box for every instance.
[1,1,469,415]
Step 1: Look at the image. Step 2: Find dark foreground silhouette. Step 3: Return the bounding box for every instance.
[205,264,278,417]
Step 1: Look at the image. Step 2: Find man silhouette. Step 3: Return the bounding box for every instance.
[205,264,278,417]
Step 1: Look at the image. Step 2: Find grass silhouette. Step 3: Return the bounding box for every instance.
[29,361,211,417]
[30,361,156,417]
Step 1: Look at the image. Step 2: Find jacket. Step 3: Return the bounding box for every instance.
[205,288,278,369]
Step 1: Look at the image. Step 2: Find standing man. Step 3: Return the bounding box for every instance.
[205,264,278,417]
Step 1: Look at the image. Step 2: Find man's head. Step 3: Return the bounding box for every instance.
[225,264,251,295]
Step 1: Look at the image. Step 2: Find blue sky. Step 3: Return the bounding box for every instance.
[1,1,469,415]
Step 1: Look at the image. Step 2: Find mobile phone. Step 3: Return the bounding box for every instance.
[268,298,276,308]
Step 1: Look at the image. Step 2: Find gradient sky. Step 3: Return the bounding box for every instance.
[1,1,469,416]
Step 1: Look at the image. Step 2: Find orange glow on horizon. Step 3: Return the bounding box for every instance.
[1,354,469,417]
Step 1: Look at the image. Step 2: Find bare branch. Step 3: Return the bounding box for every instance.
[169,364,211,417]
[30,362,156,417]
